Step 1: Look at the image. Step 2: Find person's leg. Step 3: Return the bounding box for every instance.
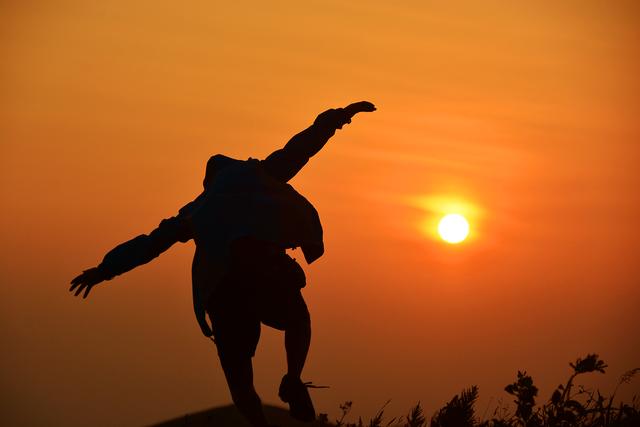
[218,353,269,427]
[258,254,318,421]
[280,312,317,422]
[259,255,311,381]
[270,292,317,422]
[284,311,311,379]
[207,263,268,427]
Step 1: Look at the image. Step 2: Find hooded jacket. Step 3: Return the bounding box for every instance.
[96,108,348,336]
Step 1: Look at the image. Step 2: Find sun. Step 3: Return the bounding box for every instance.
[438,213,470,244]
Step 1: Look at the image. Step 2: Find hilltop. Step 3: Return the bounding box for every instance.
[148,404,333,427]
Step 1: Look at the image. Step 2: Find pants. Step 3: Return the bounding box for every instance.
[206,240,310,359]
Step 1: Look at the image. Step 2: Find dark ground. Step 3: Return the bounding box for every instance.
[148,404,334,427]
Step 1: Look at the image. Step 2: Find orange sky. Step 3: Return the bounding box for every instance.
[2,1,639,426]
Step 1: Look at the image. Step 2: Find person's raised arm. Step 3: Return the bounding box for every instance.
[261,101,376,182]
[69,197,200,298]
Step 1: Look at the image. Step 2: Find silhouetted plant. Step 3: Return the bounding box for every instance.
[431,386,479,427]
[504,371,539,426]
[366,400,396,427]
[332,401,353,427]
[404,402,427,427]
[322,354,637,427]
[474,354,638,427]
[542,354,608,426]
[328,400,395,427]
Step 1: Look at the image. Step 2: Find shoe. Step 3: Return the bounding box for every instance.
[278,374,327,422]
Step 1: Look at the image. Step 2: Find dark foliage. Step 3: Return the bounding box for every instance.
[431,386,479,427]
[318,354,638,427]
[504,371,538,424]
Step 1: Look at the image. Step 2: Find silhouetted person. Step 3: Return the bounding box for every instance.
[70,101,376,427]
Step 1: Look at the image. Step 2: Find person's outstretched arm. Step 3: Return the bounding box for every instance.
[262,101,376,182]
[69,197,200,298]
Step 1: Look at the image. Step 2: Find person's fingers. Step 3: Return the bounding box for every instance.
[74,284,86,297]
[354,101,376,111]
[83,284,92,299]
[70,274,85,291]
[345,101,376,113]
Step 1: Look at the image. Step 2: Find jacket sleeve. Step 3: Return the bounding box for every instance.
[261,108,351,182]
[97,200,198,280]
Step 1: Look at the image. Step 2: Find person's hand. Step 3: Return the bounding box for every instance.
[338,101,376,128]
[344,101,376,116]
[314,101,376,129]
[69,267,105,298]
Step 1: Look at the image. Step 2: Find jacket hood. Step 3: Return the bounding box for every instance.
[203,154,243,188]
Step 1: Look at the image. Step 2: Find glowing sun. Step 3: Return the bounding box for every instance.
[438,213,470,244]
